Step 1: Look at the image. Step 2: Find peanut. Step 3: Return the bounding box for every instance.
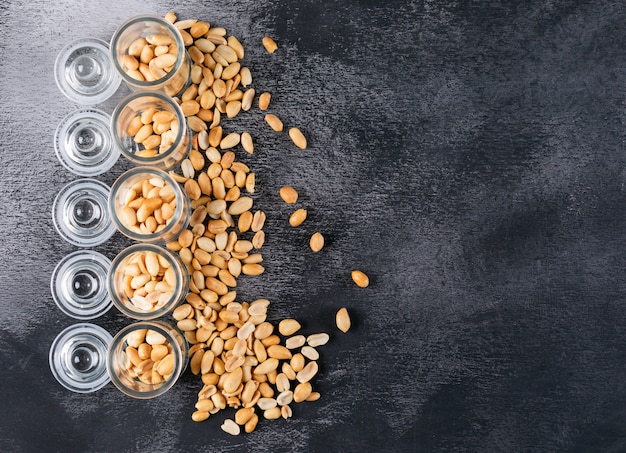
[279,186,298,204]
[309,232,324,252]
[278,319,301,336]
[258,92,271,110]
[262,36,278,54]
[288,127,307,150]
[221,419,240,435]
[264,113,283,132]
[351,270,369,288]
[289,209,307,227]
[336,307,351,333]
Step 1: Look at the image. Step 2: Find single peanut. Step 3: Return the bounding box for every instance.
[336,307,351,333]
[262,36,278,54]
[288,128,307,150]
[264,113,283,132]
[351,270,369,288]
[289,209,307,227]
[279,186,298,204]
[309,232,324,252]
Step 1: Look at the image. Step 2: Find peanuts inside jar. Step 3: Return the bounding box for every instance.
[110,14,191,96]
[109,167,190,243]
[121,251,175,311]
[108,244,189,320]
[107,322,189,398]
[119,175,177,234]
[111,91,191,169]
[122,34,179,82]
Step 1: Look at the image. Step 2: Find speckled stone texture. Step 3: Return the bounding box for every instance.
[1,1,626,452]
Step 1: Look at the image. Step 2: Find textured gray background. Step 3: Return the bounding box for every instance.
[1,0,626,451]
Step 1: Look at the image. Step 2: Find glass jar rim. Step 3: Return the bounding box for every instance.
[107,243,188,320]
[110,14,186,89]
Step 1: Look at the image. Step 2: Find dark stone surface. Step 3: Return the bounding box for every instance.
[1,1,625,451]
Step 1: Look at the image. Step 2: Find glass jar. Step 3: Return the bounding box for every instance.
[107,243,189,320]
[106,320,188,399]
[51,250,112,320]
[52,178,117,247]
[111,91,190,170]
[54,37,121,105]
[108,167,190,243]
[49,323,113,393]
[54,108,119,176]
[110,15,191,97]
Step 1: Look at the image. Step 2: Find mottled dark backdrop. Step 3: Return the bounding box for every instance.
[1,0,625,452]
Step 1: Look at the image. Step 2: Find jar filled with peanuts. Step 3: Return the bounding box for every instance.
[107,243,189,320]
[108,167,190,243]
[106,321,188,398]
[111,91,191,170]
[110,14,191,97]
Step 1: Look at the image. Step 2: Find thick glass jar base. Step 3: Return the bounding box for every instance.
[51,250,112,320]
[55,38,121,105]
[55,109,119,176]
[52,179,116,247]
[49,323,112,393]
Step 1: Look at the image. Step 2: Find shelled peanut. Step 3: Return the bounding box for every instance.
[122,251,176,312]
[118,176,178,234]
[126,108,179,157]
[351,270,369,288]
[122,328,176,385]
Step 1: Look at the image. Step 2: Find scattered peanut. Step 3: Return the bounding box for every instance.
[241,132,254,154]
[288,127,307,150]
[264,113,283,132]
[336,307,351,333]
[262,36,278,54]
[258,92,271,110]
[351,270,369,288]
[279,319,301,336]
[309,232,324,252]
[221,418,240,435]
[289,209,307,227]
[307,333,330,347]
[279,186,298,204]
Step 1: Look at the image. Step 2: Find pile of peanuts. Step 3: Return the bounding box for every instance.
[118,11,366,434]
